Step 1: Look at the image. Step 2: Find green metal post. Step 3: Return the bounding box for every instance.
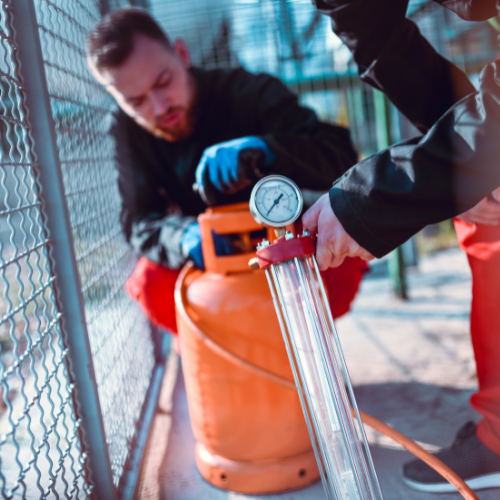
[373,89,408,299]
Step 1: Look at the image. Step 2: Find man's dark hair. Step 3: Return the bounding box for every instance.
[86,8,171,71]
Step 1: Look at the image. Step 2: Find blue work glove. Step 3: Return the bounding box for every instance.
[194,136,275,205]
[181,222,233,270]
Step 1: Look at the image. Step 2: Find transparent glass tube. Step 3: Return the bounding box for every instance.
[265,255,383,500]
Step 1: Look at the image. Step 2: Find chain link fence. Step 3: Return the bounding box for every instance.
[0,0,159,498]
[32,0,156,487]
[0,1,90,497]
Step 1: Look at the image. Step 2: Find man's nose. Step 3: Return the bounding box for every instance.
[150,91,168,117]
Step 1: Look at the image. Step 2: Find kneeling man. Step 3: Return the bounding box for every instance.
[86,8,366,333]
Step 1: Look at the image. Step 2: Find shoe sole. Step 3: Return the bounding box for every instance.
[402,471,500,492]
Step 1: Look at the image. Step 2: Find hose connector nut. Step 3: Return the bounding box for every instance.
[248,257,260,270]
[257,239,270,250]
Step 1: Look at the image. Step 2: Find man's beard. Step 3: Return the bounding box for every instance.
[141,76,198,142]
[144,105,197,142]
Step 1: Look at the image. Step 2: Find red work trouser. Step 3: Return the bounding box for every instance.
[125,256,368,335]
[455,218,500,455]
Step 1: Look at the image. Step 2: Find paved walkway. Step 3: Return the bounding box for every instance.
[138,248,498,500]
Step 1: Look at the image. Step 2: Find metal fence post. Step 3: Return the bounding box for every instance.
[373,88,408,300]
[99,0,111,15]
[10,1,118,498]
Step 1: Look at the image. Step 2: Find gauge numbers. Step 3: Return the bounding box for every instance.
[250,175,303,227]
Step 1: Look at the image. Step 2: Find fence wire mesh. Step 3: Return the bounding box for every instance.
[31,0,156,488]
[0,1,90,498]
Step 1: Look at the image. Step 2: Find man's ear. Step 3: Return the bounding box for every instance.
[173,38,191,68]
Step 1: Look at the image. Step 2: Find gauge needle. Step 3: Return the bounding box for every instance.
[267,193,283,217]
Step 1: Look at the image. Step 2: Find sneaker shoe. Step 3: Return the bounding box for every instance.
[402,421,500,492]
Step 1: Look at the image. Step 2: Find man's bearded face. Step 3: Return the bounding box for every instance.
[139,78,197,142]
[97,34,197,142]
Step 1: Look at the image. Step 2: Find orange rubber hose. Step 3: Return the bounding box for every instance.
[356,409,479,500]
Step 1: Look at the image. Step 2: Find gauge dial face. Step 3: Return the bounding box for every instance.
[250,176,302,227]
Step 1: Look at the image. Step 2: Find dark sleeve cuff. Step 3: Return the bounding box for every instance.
[160,214,197,269]
[329,177,397,258]
[131,213,196,269]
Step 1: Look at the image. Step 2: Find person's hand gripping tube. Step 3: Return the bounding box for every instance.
[302,193,374,270]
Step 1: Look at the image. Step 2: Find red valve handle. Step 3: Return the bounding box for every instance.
[255,235,315,269]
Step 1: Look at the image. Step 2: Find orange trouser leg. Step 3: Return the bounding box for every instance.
[455,218,500,455]
[125,256,368,334]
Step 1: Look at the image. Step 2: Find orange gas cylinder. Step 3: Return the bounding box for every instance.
[174,202,319,494]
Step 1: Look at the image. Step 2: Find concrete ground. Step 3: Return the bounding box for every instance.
[137,248,499,500]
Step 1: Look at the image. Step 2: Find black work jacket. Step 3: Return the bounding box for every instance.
[314,0,500,257]
[111,67,357,268]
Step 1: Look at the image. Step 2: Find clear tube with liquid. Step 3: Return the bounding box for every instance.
[265,254,383,500]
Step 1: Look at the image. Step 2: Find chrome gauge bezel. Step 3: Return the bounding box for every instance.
[249,175,303,228]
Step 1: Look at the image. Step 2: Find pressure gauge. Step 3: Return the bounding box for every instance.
[250,175,303,228]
